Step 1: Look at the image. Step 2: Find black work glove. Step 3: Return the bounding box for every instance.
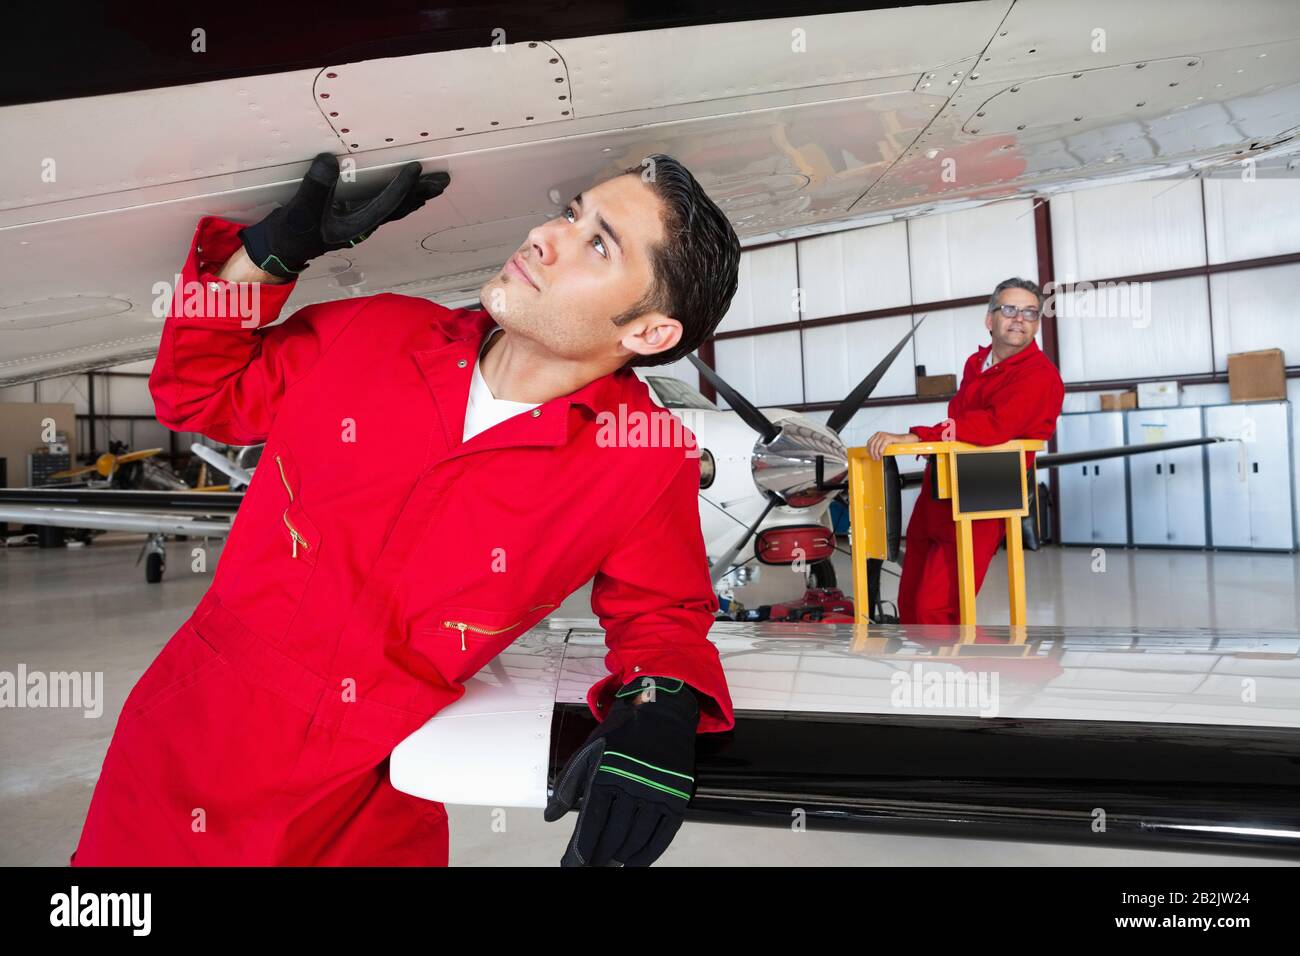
[544,676,700,866]
[238,152,451,278]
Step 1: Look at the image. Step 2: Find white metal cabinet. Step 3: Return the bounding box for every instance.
[1090,412,1129,544]
[1204,401,1296,551]
[1056,413,1093,544]
[1056,411,1129,545]
[1204,407,1252,549]
[1125,407,1207,547]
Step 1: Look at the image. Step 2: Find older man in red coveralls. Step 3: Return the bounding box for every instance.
[70,152,740,867]
[867,278,1064,625]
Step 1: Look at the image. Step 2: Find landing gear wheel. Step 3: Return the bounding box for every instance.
[137,532,166,583]
[810,558,837,589]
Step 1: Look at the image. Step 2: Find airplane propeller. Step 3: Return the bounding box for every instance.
[708,499,777,584]
[695,317,925,598]
[825,316,926,435]
[49,447,164,480]
[687,354,780,443]
[693,317,926,446]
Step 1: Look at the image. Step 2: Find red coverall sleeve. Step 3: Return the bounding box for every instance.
[148,215,375,446]
[587,453,735,734]
[910,364,1064,445]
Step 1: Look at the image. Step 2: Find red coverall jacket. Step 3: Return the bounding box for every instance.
[897,339,1064,625]
[70,216,735,866]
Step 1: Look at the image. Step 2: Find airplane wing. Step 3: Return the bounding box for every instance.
[0,505,231,537]
[0,487,237,551]
[0,486,236,582]
[5,2,1300,384]
[1036,436,1228,469]
[0,487,242,513]
[391,620,1300,859]
[0,441,250,526]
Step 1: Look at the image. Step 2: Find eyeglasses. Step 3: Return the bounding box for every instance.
[995,303,1040,322]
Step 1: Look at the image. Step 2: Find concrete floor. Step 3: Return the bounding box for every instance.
[1,532,1296,866]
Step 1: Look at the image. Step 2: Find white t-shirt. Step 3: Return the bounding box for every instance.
[462,327,541,442]
[981,350,995,372]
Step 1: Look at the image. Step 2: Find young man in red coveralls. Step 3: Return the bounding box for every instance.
[866,278,1065,625]
[71,152,740,867]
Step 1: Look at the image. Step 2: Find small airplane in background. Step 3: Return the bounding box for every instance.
[47,442,184,491]
[0,442,248,581]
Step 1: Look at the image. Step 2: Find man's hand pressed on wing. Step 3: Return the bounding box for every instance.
[236,152,450,280]
[545,675,700,866]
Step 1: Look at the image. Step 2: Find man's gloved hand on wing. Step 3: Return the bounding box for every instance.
[544,675,700,867]
[238,152,451,279]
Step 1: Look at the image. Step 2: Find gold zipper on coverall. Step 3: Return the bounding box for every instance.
[442,603,557,651]
[274,455,310,558]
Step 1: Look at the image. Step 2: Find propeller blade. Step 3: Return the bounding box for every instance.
[688,354,781,444]
[114,448,164,464]
[48,464,99,479]
[709,498,777,583]
[825,315,927,435]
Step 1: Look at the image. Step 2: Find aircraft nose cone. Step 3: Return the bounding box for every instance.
[751,417,847,507]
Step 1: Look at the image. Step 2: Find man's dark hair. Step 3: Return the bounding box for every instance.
[611,154,741,367]
[987,276,1043,313]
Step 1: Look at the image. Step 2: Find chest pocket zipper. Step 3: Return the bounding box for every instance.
[275,454,310,559]
[442,603,557,650]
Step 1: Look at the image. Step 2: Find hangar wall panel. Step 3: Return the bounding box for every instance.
[1054,276,1212,382]
[907,199,1038,303]
[1180,383,1232,406]
[1208,263,1300,370]
[800,315,915,403]
[714,330,803,408]
[716,244,798,334]
[1204,178,1300,263]
[0,384,36,403]
[105,373,156,417]
[797,221,911,320]
[1050,179,1206,279]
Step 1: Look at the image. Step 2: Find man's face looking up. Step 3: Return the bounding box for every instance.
[480,173,683,366]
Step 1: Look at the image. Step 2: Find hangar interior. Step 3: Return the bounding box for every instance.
[2,166,1297,865]
[687,167,1300,626]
